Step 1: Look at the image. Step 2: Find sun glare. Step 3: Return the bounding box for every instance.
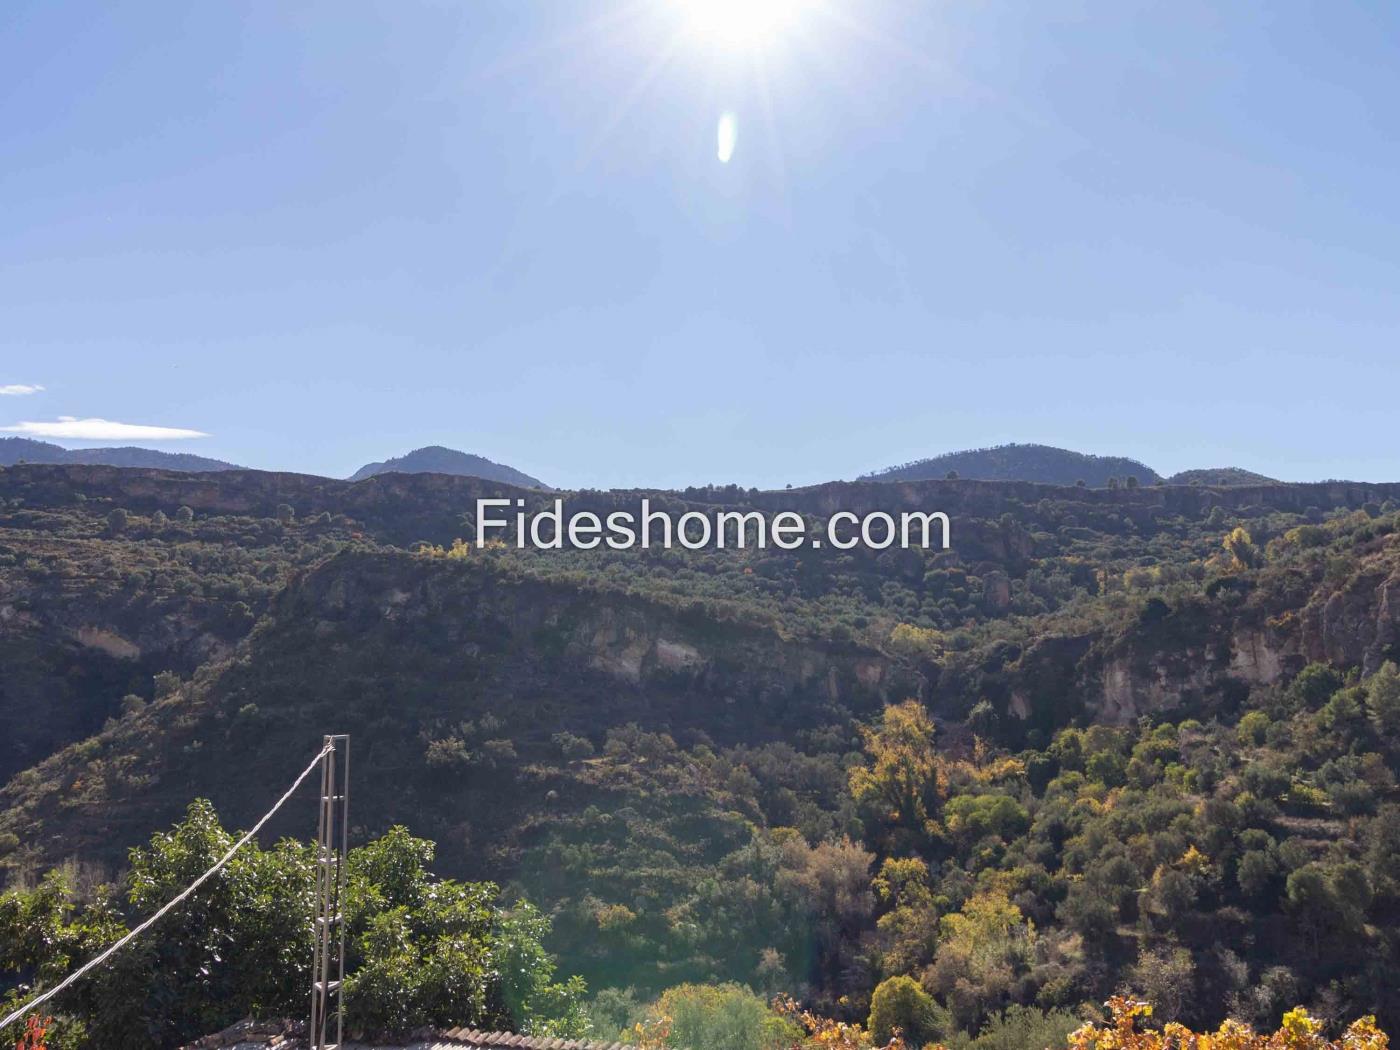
[717,112,738,162]
[674,0,809,50]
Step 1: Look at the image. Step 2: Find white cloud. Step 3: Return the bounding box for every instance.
[0,384,44,396]
[1,418,210,441]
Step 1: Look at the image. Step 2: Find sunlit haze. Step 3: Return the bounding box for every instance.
[2,2,1398,486]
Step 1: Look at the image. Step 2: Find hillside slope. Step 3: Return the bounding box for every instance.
[1170,467,1279,486]
[349,445,546,488]
[863,442,1162,486]
[5,464,1400,1027]
[0,436,239,472]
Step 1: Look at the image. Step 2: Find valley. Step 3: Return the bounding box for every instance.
[3,462,1400,1040]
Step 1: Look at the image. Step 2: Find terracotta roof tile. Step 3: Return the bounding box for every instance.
[183,1020,637,1050]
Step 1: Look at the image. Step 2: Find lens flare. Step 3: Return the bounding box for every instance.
[717,112,738,162]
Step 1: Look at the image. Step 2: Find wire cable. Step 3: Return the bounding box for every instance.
[0,742,335,1035]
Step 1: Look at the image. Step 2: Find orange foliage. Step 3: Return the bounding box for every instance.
[772,995,908,1049]
[1069,998,1388,1050]
[631,1013,673,1050]
[762,996,1392,1050]
[15,1016,50,1050]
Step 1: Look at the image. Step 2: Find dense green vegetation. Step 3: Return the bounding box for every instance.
[0,438,239,473]
[348,445,547,487]
[3,463,1400,1046]
[861,444,1162,487]
[0,803,583,1048]
[1167,468,1279,487]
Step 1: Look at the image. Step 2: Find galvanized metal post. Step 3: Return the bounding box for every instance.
[310,735,349,1050]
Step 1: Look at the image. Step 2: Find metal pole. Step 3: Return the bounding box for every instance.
[310,735,349,1050]
[309,744,329,1045]
[334,735,349,1048]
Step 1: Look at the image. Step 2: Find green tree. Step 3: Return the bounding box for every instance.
[868,975,943,1047]
[646,983,799,1050]
[925,891,1036,1032]
[1237,710,1270,746]
[0,873,124,1049]
[1127,944,1196,1023]
[1086,749,1127,787]
[943,794,1029,849]
[1288,663,1343,710]
[1285,862,1372,950]
[0,804,585,1050]
[153,671,182,700]
[1222,526,1261,570]
[849,701,947,846]
[872,857,940,975]
[1237,850,1279,901]
[1367,661,1400,737]
[344,825,584,1038]
[963,1005,1081,1050]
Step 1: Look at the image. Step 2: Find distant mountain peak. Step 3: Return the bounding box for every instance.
[862,443,1162,487]
[348,446,546,488]
[1167,467,1278,487]
[0,436,239,473]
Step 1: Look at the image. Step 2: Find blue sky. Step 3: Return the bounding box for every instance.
[1,1,1396,487]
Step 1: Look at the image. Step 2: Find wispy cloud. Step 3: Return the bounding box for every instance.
[0,384,44,396]
[1,417,210,441]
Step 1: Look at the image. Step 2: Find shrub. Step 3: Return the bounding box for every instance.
[553,731,595,760]
[0,805,586,1049]
[1068,997,1387,1050]
[642,983,799,1050]
[868,975,944,1047]
[1237,711,1270,746]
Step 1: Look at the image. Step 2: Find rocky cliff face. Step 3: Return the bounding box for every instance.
[281,552,906,721]
[0,537,256,780]
[1001,550,1400,728]
[5,462,1400,878]
[0,551,909,874]
[1301,564,1400,674]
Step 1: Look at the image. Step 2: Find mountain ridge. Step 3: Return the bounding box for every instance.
[862,442,1286,488]
[1168,466,1279,486]
[4,459,1400,1032]
[862,442,1162,486]
[348,444,547,488]
[0,436,240,472]
[0,437,1342,488]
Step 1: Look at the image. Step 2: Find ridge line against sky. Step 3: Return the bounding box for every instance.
[0,412,1391,487]
[2,2,1397,487]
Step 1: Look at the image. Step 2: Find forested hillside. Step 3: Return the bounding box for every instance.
[348,445,547,487]
[0,437,239,473]
[862,444,1163,487]
[3,463,1400,1045]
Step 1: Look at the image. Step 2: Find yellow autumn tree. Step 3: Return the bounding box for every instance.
[1069,998,1388,1050]
[768,996,1391,1050]
[1223,526,1262,570]
[848,701,948,846]
[772,995,907,1050]
[924,890,1037,1032]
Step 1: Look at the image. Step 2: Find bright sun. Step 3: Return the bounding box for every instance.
[674,0,809,50]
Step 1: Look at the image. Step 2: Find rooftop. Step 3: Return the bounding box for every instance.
[182,1020,638,1050]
